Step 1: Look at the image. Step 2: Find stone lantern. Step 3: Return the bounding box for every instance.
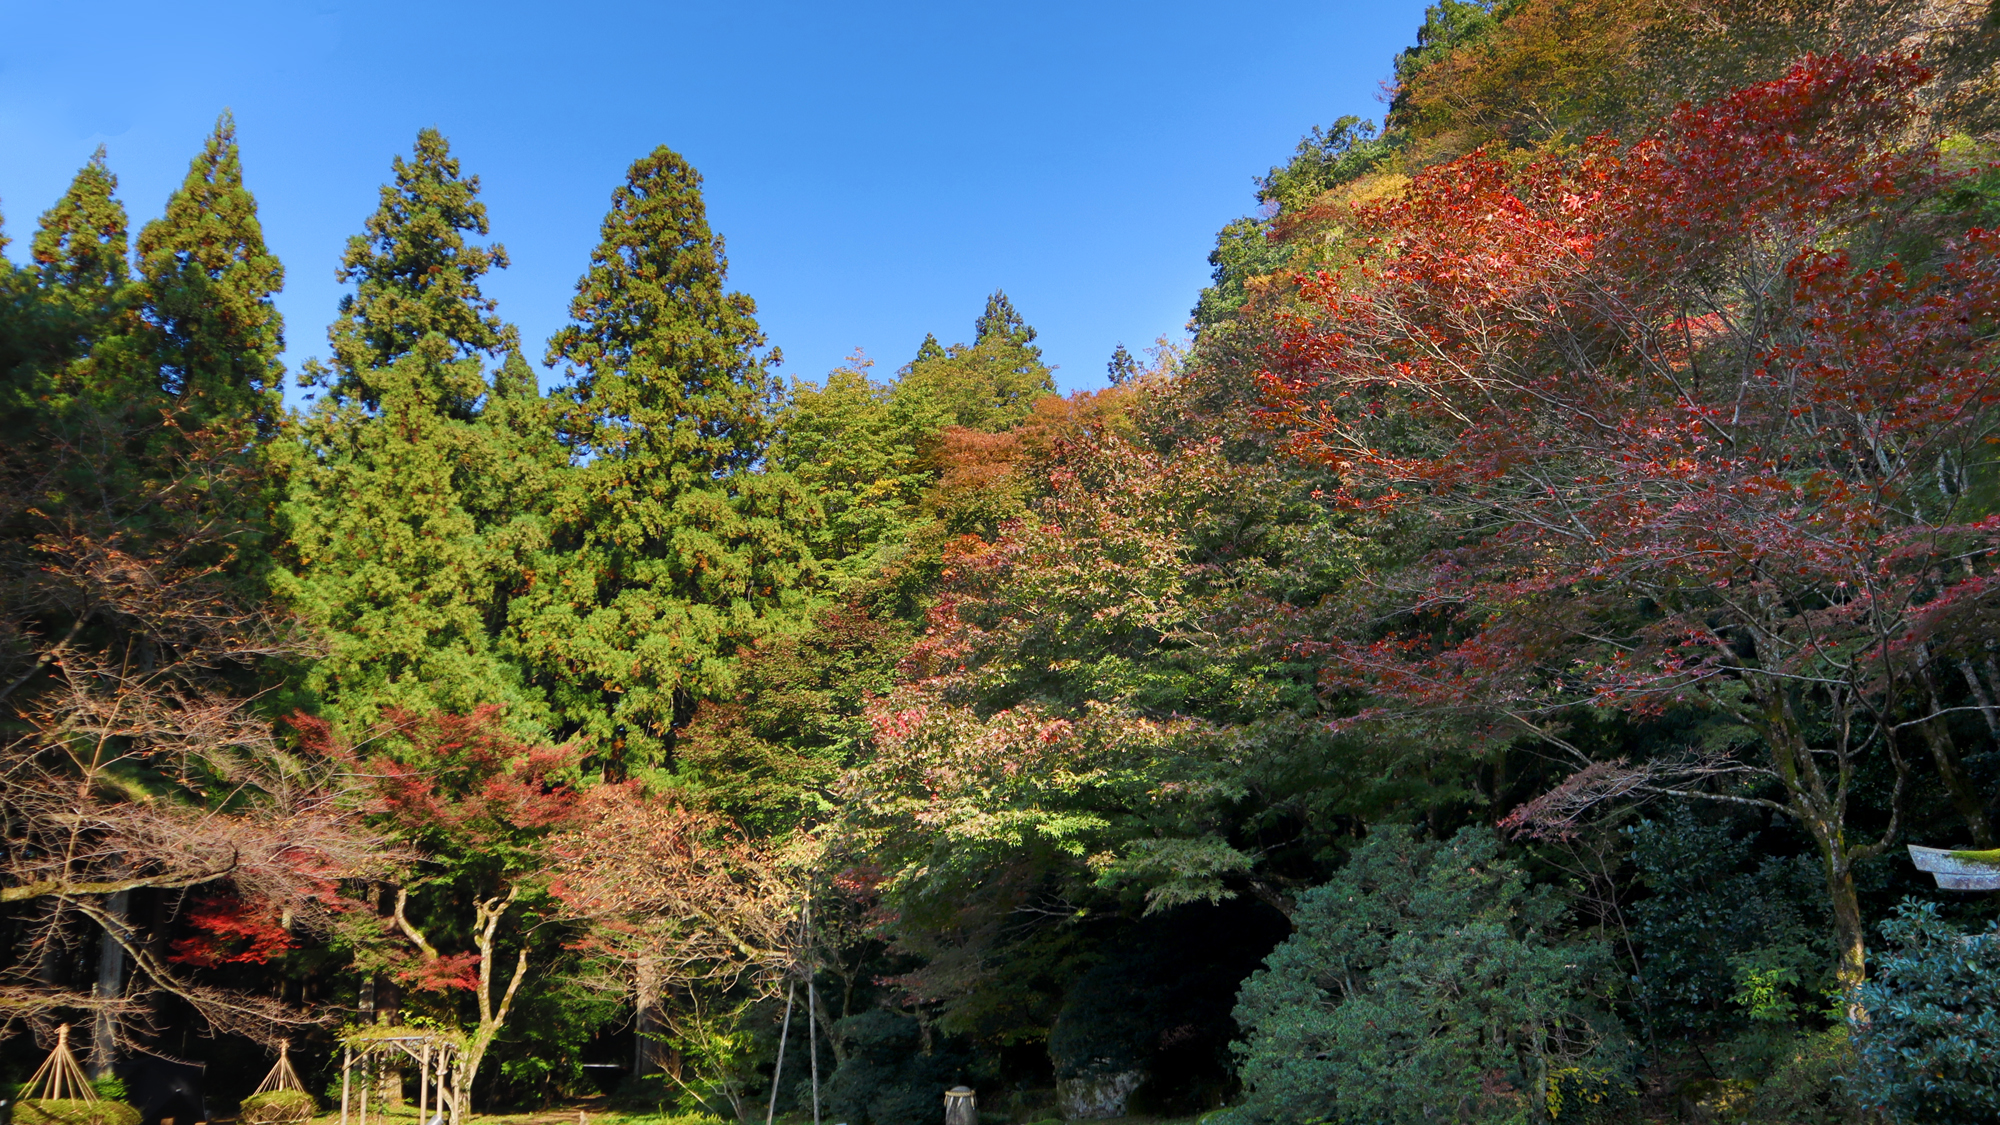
[943,1087,976,1125]
[1908,845,2000,890]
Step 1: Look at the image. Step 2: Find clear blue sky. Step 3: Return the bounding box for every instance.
[0,1,1430,397]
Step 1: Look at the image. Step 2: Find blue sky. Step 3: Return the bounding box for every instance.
[0,1,1430,398]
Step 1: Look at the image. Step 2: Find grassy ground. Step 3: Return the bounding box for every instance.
[303,1105,1210,1125]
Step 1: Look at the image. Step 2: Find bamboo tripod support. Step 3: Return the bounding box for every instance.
[22,1025,97,1103]
[251,1042,307,1097]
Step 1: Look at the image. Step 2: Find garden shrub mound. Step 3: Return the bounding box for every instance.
[15,1100,141,1125]
[240,1090,317,1125]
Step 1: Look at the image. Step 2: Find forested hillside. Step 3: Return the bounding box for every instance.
[6,1,2000,1123]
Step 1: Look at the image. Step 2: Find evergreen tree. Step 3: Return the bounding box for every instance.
[279,129,547,732]
[973,288,1038,353]
[32,148,129,296]
[895,291,1055,431]
[2,153,138,698]
[911,331,945,366]
[1106,343,1138,385]
[317,128,513,416]
[517,144,814,774]
[135,112,286,441]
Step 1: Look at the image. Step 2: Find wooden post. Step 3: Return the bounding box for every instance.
[340,1047,352,1125]
[358,1053,369,1125]
[766,982,796,1125]
[807,977,821,1125]
[419,1043,430,1125]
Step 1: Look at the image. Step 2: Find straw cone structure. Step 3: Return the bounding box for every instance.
[242,1042,315,1125]
[252,1042,307,1096]
[15,1026,138,1125]
[20,1025,96,1102]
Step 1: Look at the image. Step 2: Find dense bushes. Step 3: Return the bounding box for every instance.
[824,1011,969,1125]
[1228,827,1624,1125]
[1856,901,2000,1124]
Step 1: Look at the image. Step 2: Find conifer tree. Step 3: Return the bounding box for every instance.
[280,129,547,732]
[32,149,129,297]
[896,290,1055,431]
[0,141,351,1048]
[2,153,138,686]
[1106,343,1138,385]
[911,332,945,366]
[135,112,286,444]
[518,144,814,773]
[973,288,1040,355]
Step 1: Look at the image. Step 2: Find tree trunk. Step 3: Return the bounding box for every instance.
[1918,717,1992,846]
[1918,654,1994,846]
[635,955,664,1078]
[1826,856,1868,1003]
[90,889,129,1078]
[455,890,531,1112]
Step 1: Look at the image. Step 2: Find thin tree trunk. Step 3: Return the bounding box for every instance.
[90,889,129,1078]
[1918,716,1993,847]
[1917,655,1994,846]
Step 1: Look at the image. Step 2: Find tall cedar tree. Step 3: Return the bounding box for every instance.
[281,129,551,733]
[522,145,813,774]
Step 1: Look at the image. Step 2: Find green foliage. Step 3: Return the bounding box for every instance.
[239,1090,316,1125]
[519,143,815,770]
[1254,116,1393,214]
[15,1101,141,1125]
[1391,0,1502,90]
[1189,217,1289,334]
[1228,826,1620,1125]
[775,354,948,577]
[973,290,1038,351]
[825,1011,969,1125]
[315,127,516,414]
[677,603,911,834]
[1732,1028,1856,1125]
[135,111,286,442]
[896,292,1055,431]
[11,11,2000,1119]
[1105,343,1138,386]
[1625,809,1824,1034]
[281,127,549,733]
[30,148,129,295]
[1855,900,2000,1124]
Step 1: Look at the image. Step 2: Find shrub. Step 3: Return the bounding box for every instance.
[825,1010,968,1125]
[239,1091,316,1125]
[14,1100,141,1125]
[1855,900,2000,1124]
[1740,1027,1855,1125]
[1229,826,1624,1125]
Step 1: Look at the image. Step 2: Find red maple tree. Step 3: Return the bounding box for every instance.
[1261,54,2000,992]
